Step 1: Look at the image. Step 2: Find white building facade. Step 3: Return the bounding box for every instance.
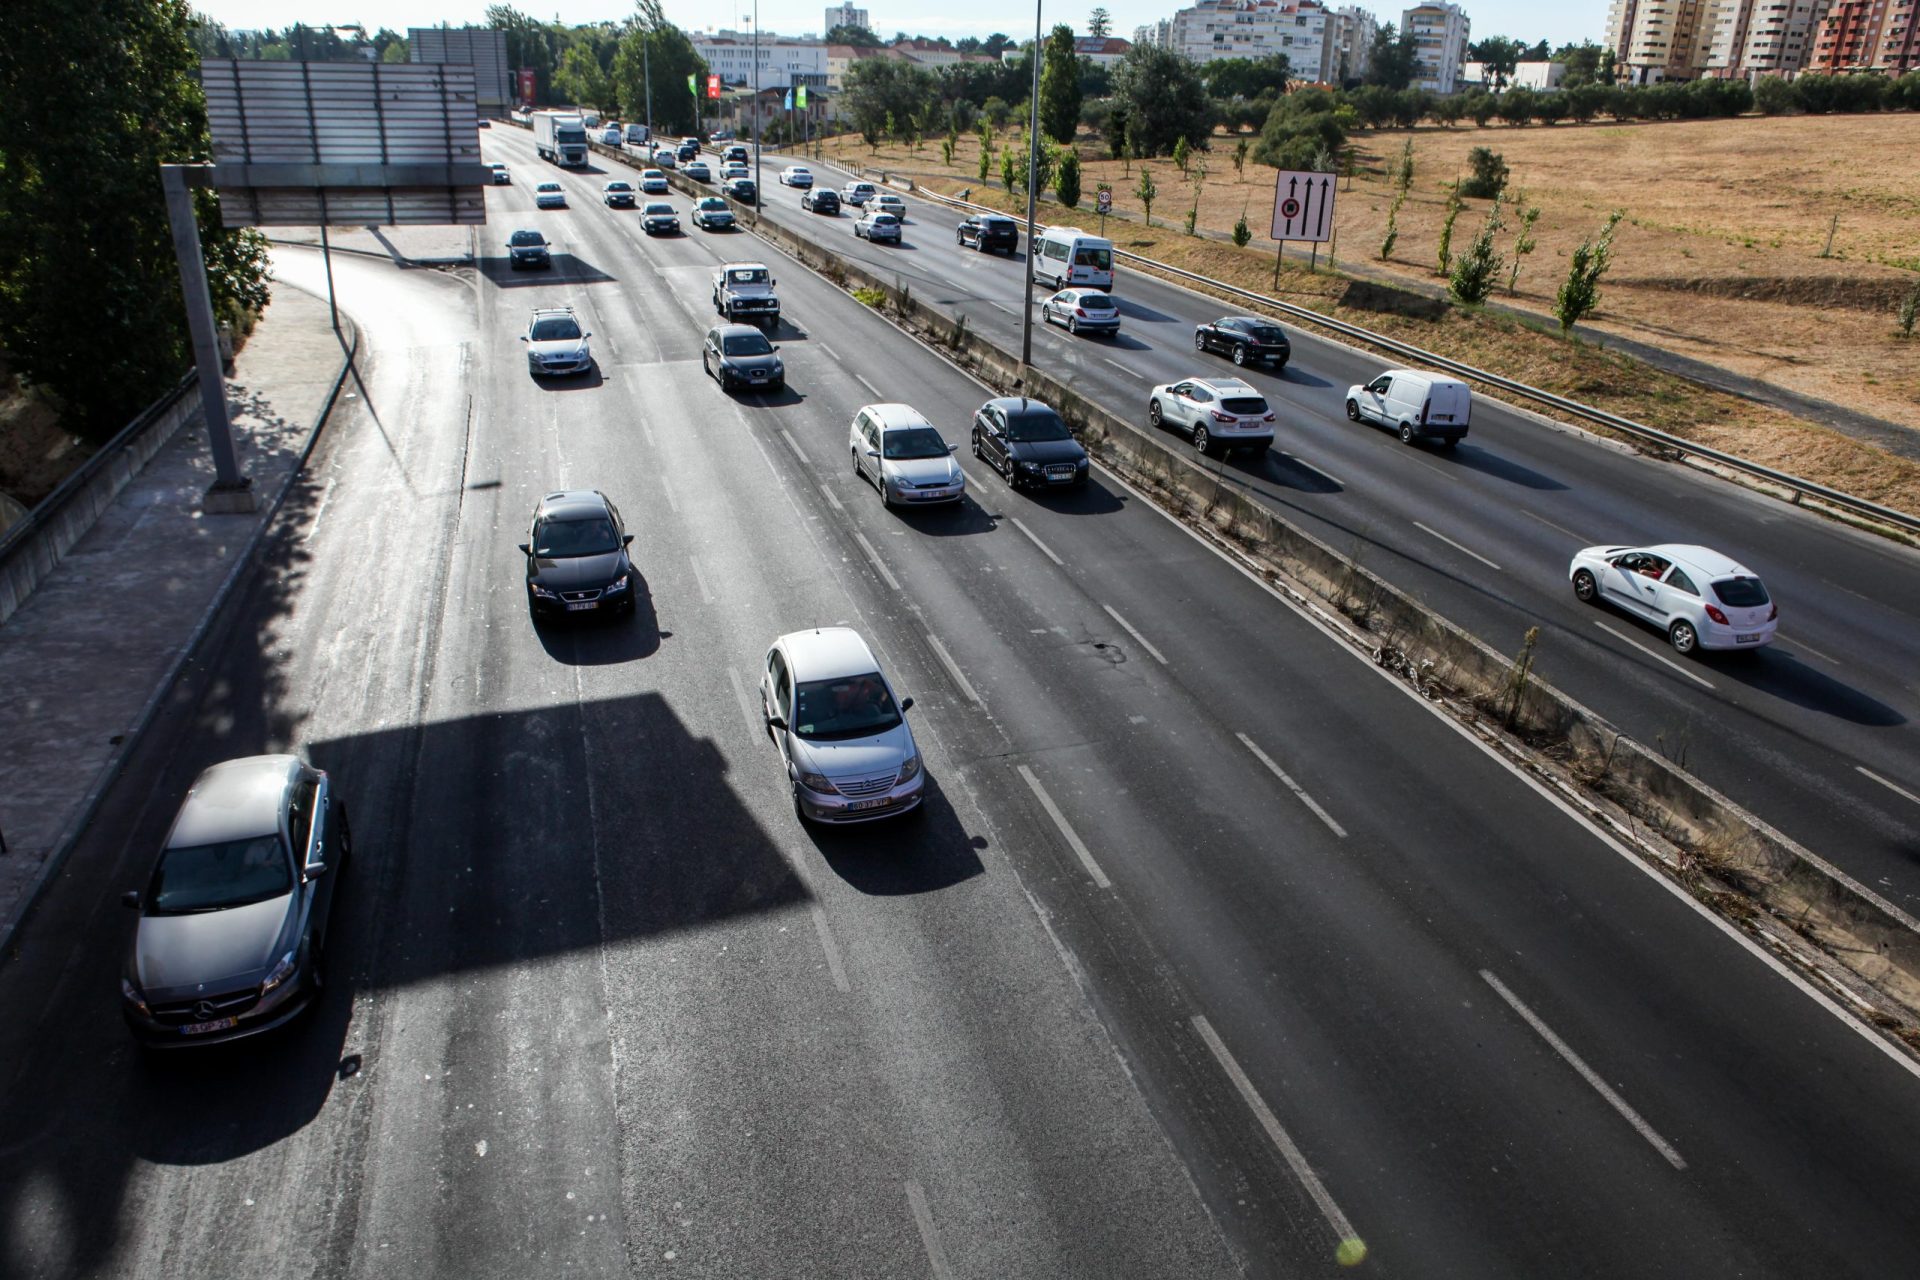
[1169,0,1329,74]
[692,33,829,87]
[1322,5,1378,81]
[824,4,869,33]
[1702,0,1834,80]
[1401,2,1470,92]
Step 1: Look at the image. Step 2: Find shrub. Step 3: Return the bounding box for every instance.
[1435,183,1463,276]
[1449,198,1505,305]
[1555,210,1625,331]
[1498,87,1535,125]
[1136,165,1157,226]
[1458,146,1508,200]
[1232,208,1252,247]
[1055,148,1081,207]
[1173,136,1191,173]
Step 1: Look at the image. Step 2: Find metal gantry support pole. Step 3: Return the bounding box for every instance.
[160,164,255,513]
[1019,0,1044,375]
[752,0,762,214]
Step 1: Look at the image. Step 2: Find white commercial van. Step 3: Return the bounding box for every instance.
[1345,369,1471,447]
[1033,227,1114,291]
[624,123,650,146]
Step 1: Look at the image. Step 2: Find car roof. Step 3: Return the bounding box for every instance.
[536,181,561,189]
[984,396,1059,417]
[1379,368,1467,387]
[166,755,300,849]
[537,489,612,520]
[860,403,935,431]
[1062,287,1110,297]
[778,627,880,681]
[698,196,727,205]
[721,261,770,271]
[606,179,632,186]
[712,322,767,339]
[1640,545,1755,577]
[530,306,578,320]
[1197,376,1260,395]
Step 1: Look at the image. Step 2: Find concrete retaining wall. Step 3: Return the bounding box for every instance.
[0,374,196,625]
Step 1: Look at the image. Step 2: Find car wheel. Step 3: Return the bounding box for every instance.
[1399,423,1417,445]
[1346,398,1362,422]
[792,787,811,825]
[1068,317,1079,335]
[1669,619,1699,656]
[1148,399,1164,429]
[1572,569,1601,603]
[971,432,982,459]
[1194,426,1216,457]
[1194,331,1207,351]
[1232,345,1247,367]
[877,475,890,508]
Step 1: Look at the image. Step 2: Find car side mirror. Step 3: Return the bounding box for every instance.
[519,335,528,341]
[766,714,787,731]
[948,443,959,453]
[866,449,880,458]
[900,696,914,712]
[517,542,530,555]
[121,890,141,910]
[622,534,635,546]
[584,331,593,338]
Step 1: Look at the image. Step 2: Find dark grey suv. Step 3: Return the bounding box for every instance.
[520,489,639,622]
[120,755,348,1047]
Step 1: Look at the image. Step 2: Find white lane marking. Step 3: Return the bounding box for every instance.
[810,906,851,992]
[658,472,681,514]
[1095,462,1920,1084]
[1857,766,1920,808]
[1521,508,1588,543]
[850,529,901,591]
[1479,970,1688,1171]
[904,1181,955,1280]
[726,667,763,742]
[1593,621,1715,691]
[1413,520,1502,571]
[1778,632,1842,665]
[817,483,844,511]
[924,633,982,705]
[687,554,714,604]
[1236,733,1347,837]
[1103,357,1146,379]
[1191,1015,1365,1253]
[817,342,842,362]
[1008,516,1064,566]
[779,428,808,462]
[301,478,336,543]
[853,372,882,398]
[1102,604,1168,665]
[989,301,1018,315]
[1285,456,1345,487]
[1017,765,1112,889]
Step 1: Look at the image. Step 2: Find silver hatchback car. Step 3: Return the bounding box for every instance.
[760,628,925,823]
[120,755,348,1047]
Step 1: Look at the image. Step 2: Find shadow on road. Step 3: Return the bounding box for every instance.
[1111,296,1176,323]
[535,578,664,664]
[1278,364,1334,389]
[1716,650,1906,727]
[1260,451,1344,494]
[1441,444,1570,492]
[807,775,986,896]
[476,256,618,289]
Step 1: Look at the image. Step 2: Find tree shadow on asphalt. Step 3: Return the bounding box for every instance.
[804,775,986,895]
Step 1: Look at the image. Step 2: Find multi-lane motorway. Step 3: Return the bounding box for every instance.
[0,128,1917,1279]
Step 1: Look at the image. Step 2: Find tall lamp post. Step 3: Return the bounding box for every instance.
[1019,1,1044,373]
[752,0,762,208]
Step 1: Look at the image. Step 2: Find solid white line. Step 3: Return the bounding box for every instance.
[924,633,982,705]
[658,472,681,513]
[1593,621,1715,691]
[1236,733,1347,837]
[1413,520,1502,571]
[989,301,1018,315]
[687,554,714,604]
[1191,1015,1364,1251]
[726,667,763,742]
[816,483,844,511]
[854,372,882,397]
[1521,508,1587,543]
[1103,357,1145,378]
[1287,456,1345,488]
[850,529,901,591]
[1102,604,1168,665]
[904,1181,955,1280]
[817,342,842,362]
[1479,969,1688,1171]
[1008,516,1064,566]
[1778,632,1842,666]
[779,428,808,462]
[1857,766,1920,808]
[1017,764,1112,889]
[810,906,851,992]
[1094,459,1920,1084]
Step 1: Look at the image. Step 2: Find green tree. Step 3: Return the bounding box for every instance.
[1396,137,1415,191]
[1366,24,1419,90]
[1200,54,1292,100]
[1055,148,1082,207]
[1754,75,1795,115]
[1233,136,1249,179]
[941,136,954,165]
[1380,188,1405,260]
[1,0,271,441]
[1507,197,1541,294]
[554,43,613,111]
[1554,210,1624,331]
[1435,184,1464,275]
[1470,36,1525,90]
[1107,106,1130,160]
[1449,197,1505,304]
[845,57,937,147]
[1253,89,1345,171]
[1458,146,1508,199]
[1898,279,1919,339]
[1232,206,1252,247]
[978,141,994,183]
[1173,136,1191,173]
[1001,144,1019,189]
[1111,44,1211,156]
[1136,165,1158,226]
[489,6,560,104]
[382,40,409,64]
[1039,24,1082,144]
[825,23,883,46]
[613,11,708,135]
[1088,7,1112,37]
[1184,163,1206,235]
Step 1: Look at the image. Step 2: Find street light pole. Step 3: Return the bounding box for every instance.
[642,22,653,142]
[752,0,762,209]
[1019,0,1043,373]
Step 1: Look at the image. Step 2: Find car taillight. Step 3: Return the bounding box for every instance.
[1263,413,1276,422]
[1074,308,1087,317]
[1767,603,1778,621]
[1705,604,1729,625]
[1210,410,1233,422]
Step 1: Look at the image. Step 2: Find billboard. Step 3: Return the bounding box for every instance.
[410,27,512,116]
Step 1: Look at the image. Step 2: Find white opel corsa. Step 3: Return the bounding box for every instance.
[1568,543,1778,654]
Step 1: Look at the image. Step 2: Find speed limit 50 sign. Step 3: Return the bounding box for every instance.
[1269,169,1335,242]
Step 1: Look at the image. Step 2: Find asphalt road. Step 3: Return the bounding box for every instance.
[2,134,1919,1279]
[708,143,1920,913]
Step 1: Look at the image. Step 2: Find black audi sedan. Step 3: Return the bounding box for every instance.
[519,490,639,623]
[1195,316,1291,369]
[970,397,1090,491]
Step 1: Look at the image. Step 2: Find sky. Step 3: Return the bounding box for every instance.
[195,1,1609,49]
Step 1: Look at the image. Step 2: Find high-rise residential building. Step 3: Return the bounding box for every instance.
[1322,5,1378,82]
[1169,0,1329,76]
[1401,2,1469,92]
[1810,0,1919,73]
[1606,0,1717,82]
[1703,0,1833,79]
[1133,18,1175,49]
[824,4,869,33]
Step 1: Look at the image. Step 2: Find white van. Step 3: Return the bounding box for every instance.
[624,123,650,146]
[1034,227,1114,291]
[1345,369,1471,447]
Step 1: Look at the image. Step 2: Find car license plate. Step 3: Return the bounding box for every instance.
[181,1016,237,1035]
[846,796,892,812]
[567,601,598,612]
[1735,633,1761,643]
[749,372,766,381]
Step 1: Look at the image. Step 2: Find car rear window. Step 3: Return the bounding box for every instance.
[1076,294,1113,308]
[1711,576,1770,607]
[1073,246,1112,269]
[1221,397,1269,415]
[1248,326,1287,343]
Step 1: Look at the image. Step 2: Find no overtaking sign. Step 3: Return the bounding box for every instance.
[1269,169,1334,243]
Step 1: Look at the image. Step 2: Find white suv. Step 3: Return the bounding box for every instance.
[760,628,924,823]
[1147,376,1276,458]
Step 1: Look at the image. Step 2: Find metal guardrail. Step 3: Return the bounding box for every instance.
[892,181,1920,538]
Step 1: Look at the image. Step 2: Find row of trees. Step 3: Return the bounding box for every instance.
[485,3,709,135]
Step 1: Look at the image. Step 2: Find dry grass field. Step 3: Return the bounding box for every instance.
[820,113,1920,516]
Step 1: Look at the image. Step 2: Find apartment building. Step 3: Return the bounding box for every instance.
[1169,0,1329,75]
[1133,18,1175,49]
[1606,0,1717,82]
[1402,2,1470,93]
[824,4,869,32]
[1323,5,1378,82]
[692,32,829,87]
[1810,0,1920,72]
[1703,0,1833,78]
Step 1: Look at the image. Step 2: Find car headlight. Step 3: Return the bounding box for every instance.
[770,360,783,374]
[1018,460,1043,471]
[260,950,297,994]
[896,754,921,784]
[605,573,630,593]
[120,977,149,1015]
[797,770,837,795]
[529,582,558,598]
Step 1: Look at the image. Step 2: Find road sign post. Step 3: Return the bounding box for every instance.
[1267,167,1335,287]
[1096,185,1112,237]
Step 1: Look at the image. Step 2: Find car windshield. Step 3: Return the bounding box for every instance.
[792,673,902,741]
[644,204,674,215]
[1004,411,1071,442]
[700,199,727,210]
[530,316,581,341]
[729,268,768,284]
[884,426,949,460]
[607,182,631,191]
[1711,575,1770,607]
[537,184,560,192]
[534,516,618,558]
[722,331,774,356]
[1073,246,1112,270]
[1076,293,1114,309]
[148,836,292,915]
[509,230,545,246]
[1222,397,1268,415]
